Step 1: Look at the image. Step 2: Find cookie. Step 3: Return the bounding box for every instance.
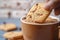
[3,31,23,39]
[26,3,51,23]
[0,23,17,31]
[26,3,38,22]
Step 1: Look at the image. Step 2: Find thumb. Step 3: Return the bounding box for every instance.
[44,0,58,11]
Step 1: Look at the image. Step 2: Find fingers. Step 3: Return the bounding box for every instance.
[54,2,60,15]
[43,1,54,11]
[45,0,50,2]
[54,7,60,15]
[44,0,60,11]
[45,0,60,16]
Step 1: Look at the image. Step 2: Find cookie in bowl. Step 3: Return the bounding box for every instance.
[26,3,51,23]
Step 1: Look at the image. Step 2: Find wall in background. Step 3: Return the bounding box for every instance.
[0,0,33,18]
[0,0,60,19]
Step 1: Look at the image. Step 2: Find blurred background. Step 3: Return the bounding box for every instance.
[0,0,60,40]
[0,0,60,18]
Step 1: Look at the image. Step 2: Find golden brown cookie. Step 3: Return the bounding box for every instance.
[26,4,38,22]
[3,31,23,39]
[26,3,51,23]
[0,23,16,31]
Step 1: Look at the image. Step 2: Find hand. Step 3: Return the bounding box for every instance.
[44,0,60,15]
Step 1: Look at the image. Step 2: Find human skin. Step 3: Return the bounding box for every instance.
[44,0,60,15]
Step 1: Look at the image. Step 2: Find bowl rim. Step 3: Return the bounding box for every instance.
[20,16,60,25]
